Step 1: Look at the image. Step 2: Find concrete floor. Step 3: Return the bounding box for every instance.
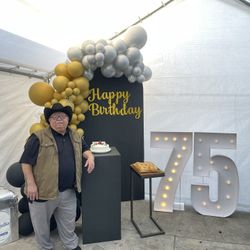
[1,200,250,250]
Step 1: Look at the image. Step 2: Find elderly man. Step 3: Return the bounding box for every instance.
[20,103,94,250]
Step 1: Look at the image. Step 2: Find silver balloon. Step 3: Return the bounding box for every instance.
[84,69,94,80]
[81,40,95,54]
[82,56,90,68]
[128,75,136,83]
[114,70,123,78]
[135,62,144,72]
[132,66,142,76]
[123,26,147,49]
[96,39,108,46]
[126,47,141,65]
[95,52,104,63]
[143,66,152,81]
[114,54,129,71]
[104,45,117,64]
[123,65,133,76]
[90,64,97,71]
[87,55,96,64]
[67,46,83,62]
[95,43,105,53]
[96,60,104,67]
[85,44,96,55]
[112,39,127,54]
[137,74,145,83]
[101,64,116,78]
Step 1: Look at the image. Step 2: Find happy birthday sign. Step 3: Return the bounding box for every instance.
[88,87,142,119]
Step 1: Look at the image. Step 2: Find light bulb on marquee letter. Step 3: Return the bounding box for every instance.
[151,132,192,212]
[191,133,239,217]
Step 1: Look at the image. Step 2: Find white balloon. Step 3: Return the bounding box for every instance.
[95,52,104,62]
[135,62,144,71]
[126,47,141,65]
[101,65,116,78]
[114,70,123,78]
[95,43,105,53]
[67,46,83,62]
[96,39,108,46]
[104,45,117,64]
[96,60,104,67]
[114,55,129,70]
[90,64,97,71]
[112,39,127,54]
[137,74,145,83]
[87,55,96,64]
[128,75,136,83]
[143,66,152,81]
[85,44,95,55]
[123,26,147,49]
[123,65,133,76]
[133,66,142,76]
[81,40,95,53]
[84,69,94,80]
[82,56,90,68]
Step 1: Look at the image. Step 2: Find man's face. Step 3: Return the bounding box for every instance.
[49,112,69,133]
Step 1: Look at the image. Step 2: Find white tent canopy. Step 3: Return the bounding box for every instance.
[0,0,250,211]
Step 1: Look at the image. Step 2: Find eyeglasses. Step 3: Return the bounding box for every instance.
[50,113,68,120]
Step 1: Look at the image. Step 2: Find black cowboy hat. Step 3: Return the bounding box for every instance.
[44,103,73,123]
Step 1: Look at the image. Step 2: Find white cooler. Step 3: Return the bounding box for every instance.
[0,188,19,246]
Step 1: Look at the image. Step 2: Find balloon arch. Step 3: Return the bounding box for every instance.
[28,26,152,136]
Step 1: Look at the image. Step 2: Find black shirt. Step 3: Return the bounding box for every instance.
[20,128,89,192]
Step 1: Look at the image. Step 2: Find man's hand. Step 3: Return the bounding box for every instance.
[21,163,38,201]
[85,156,95,173]
[26,182,38,201]
[83,150,95,173]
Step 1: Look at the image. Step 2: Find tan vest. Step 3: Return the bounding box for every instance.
[25,127,83,200]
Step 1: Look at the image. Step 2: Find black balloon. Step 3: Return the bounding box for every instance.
[20,183,26,197]
[76,204,81,221]
[50,215,57,231]
[75,191,82,206]
[19,212,34,236]
[18,197,29,214]
[6,162,24,187]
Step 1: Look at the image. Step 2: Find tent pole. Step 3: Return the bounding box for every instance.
[0,67,48,81]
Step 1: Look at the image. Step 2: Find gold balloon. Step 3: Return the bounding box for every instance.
[81,90,90,99]
[29,123,45,134]
[51,98,58,105]
[76,128,84,137]
[69,124,77,130]
[65,87,73,96]
[53,76,69,93]
[44,102,52,108]
[73,88,80,96]
[71,113,78,123]
[53,92,62,100]
[78,113,85,121]
[74,95,84,105]
[29,82,55,106]
[59,99,74,111]
[67,61,84,78]
[73,77,89,92]
[68,95,77,103]
[74,106,81,115]
[79,100,89,113]
[54,63,72,79]
[68,81,76,88]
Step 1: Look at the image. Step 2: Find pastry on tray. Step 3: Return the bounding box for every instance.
[131,161,160,173]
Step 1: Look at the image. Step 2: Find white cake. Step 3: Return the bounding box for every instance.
[90,141,111,153]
